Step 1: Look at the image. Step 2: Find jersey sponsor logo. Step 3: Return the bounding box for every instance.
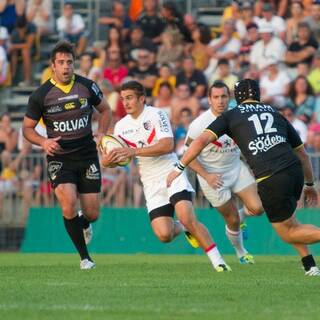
[48,161,62,180]
[158,111,169,132]
[53,115,89,132]
[64,102,76,110]
[248,134,286,155]
[91,83,102,99]
[47,105,63,113]
[58,94,78,101]
[143,121,152,130]
[86,163,100,180]
[239,104,275,114]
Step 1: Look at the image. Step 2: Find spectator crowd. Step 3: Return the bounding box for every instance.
[0,0,320,222]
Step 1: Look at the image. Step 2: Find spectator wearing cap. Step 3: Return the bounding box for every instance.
[249,22,286,71]
[205,19,241,78]
[9,14,36,86]
[257,2,286,41]
[307,49,320,94]
[176,55,207,99]
[254,0,288,18]
[286,1,306,45]
[285,21,318,77]
[286,75,315,124]
[99,1,132,41]
[0,27,9,85]
[260,56,291,108]
[56,3,87,56]
[136,0,165,45]
[304,1,320,43]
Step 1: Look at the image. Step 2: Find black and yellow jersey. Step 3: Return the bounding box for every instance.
[26,74,103,159]
[206,101,303,180]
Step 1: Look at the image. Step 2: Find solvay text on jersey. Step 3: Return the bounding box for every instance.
[53,115,89,132]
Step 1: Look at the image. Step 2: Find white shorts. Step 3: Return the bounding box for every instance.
[198,160,255,207]
[143,172,194,213]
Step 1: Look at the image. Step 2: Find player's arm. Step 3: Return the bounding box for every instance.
[94,98,112,141]
[23,116,61,156]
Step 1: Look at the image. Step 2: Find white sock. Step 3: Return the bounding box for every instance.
[225,225,247,258]
[175,220,186,232]
[238,208,245,224]
[205,244,226,268]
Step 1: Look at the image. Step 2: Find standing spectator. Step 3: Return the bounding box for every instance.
[249,22,286,72]
[99,1,132,41]
[285,21,318,77]
[136,0,165,45]
[127,48,158,99]
[0,0,25,33]
[56,3,87,56]
[9,14,36,86]
[260,56,291,108]
[286,1,305,45]
[102,47,128,90]
[206,19,241,78]
[286,75,315,124]
[176,56,207,99]
[257,2,286,41]
[26,0,54,36]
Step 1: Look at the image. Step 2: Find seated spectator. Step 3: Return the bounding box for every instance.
[254,0,288,18]
[0,112,18,156]
[235,1,258,39]
[99,1,132,41]
[307,49,320,94]
[152,63,176,97]
[174,107,193,157]
[0,0,25,33]
[286,1,305,45]
[280,106,308,143]
[156,30,184,70]
[304,1,320,43]
[102,47,128,90]
[26,0,54,36]
[206,19,241,78]
[9,14,36,86]
[286,75,315,124]
[314,95,320,122]
[153,82,174,117]
[56,3,87,56]
[285,21,318,78]
[136,0,165,45]
[256,2,286,41]
[185,23,211,71]
[260,56,291,108]
[105,26,124,60]
[208,58,238,97]
[127,48,158,100]
[75,52,101,82]
[183,14,197,38]
[171,83,200,125]
[249,22,286,72]
[176,55,207,99]
[0,27,9,85]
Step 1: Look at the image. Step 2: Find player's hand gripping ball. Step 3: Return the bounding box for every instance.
[100,134,131,167]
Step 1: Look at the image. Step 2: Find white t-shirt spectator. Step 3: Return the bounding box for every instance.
[56,14,85,35]
[257,16,286,38]
[260,70,291,98]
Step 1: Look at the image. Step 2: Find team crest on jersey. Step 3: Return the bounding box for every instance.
[86,163,100,180]
[143,121,152,130]
[79,98,88,108]
[48,161,62,180]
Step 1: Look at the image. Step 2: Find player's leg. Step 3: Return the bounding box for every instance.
[55,183,94,268]
[173,196,231,271]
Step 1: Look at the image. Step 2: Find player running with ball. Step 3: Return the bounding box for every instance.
[102,80,231,272]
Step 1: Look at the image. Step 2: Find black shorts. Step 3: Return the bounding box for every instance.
[47,156,101,193]
[149,190,193,221]
[257,164,304,223]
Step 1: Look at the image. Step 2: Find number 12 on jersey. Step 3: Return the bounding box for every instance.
[248,113,277,135]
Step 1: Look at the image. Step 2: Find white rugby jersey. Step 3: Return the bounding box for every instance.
[187,109,240,173]
[114,106,178,183]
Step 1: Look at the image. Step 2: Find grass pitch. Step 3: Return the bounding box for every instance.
[0,254,319,320]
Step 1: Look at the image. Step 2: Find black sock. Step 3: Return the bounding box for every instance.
[79,214,90,229]
[63,216,90,261]
[301,254,316,271]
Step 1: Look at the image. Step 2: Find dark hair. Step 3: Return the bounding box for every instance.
[16,15,27,28]
[234,79,260,104]
[159,81,173,93]
[217,58,229,66]
[208,81,230,96]
[51,41,75,63]
[162,1,183,20]
[180,107,192,116]
[289,75,314,101]
[79,52,93,60]
[197,23,212,44]
[120,80,146,97]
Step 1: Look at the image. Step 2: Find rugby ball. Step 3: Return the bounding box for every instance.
[100,134,131,167]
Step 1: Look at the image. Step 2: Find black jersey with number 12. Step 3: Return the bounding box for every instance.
[206,102,303,179]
